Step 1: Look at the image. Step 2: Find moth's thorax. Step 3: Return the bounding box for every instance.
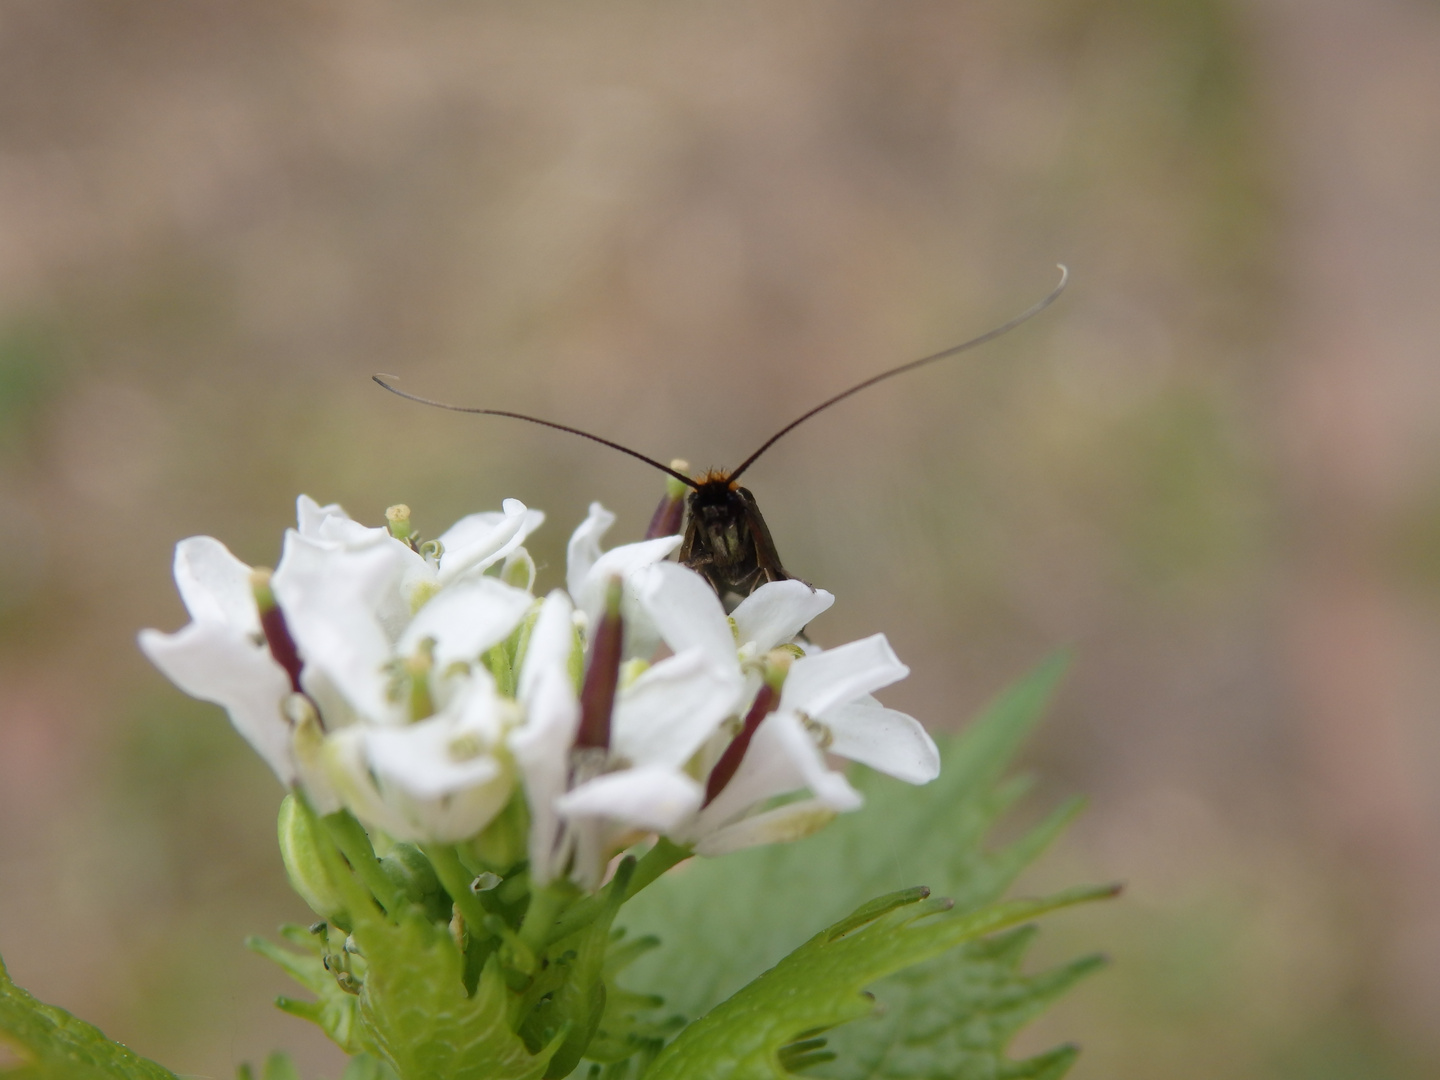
[688,477,750,563]
[679,475,789,600]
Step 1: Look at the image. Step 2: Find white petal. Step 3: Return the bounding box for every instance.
[557,766,703,832]
[692,710,861,836]
[272,531,409,722]
[173,537,259,633]
[611,649,744,769]
[821,701,940,784]
[363,714,506,800]
[410,783,517,844]
[730,581,834,651]
[296,495,348,539]
[566,818,607,892]
[517,590,576,703]
[780,634,909,718]
[578,536,683,627]
[636,562,736,669]
[317,515,389,547]
[323,728,412,836]
[694,798,839,856]
[327,715,515,844]
[566,502,615,600]
[510,665,580,884]
[399,576,533,667]
[764,709,864,811]
[139,622,296,784]
[437,500,545,584]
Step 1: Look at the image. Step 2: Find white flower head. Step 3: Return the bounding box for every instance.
[689,633,938,856]
[143,491,941,874]
[143,494,545,847]
[139,537,297,784]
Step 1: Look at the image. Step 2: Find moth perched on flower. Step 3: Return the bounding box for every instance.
[0,268,1108,1080]
[140,493,938,890]
[374,268,1067,606]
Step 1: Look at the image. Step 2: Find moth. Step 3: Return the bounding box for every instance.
[376,266,1067,604]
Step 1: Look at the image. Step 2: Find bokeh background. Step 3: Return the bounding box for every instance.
[2,1,1439,1077]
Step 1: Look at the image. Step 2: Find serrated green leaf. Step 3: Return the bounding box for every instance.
[619,654,1074,1020]
[0,953,178,1080]
[814,926,1105,1079]
[339,1055,398,1080]
[246,927,364,1055]
[350,906,559,1080]
[643,884,1111,1080]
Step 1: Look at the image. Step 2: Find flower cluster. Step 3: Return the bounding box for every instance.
[140,495,939,891]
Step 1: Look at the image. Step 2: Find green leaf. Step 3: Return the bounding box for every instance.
[0,952,178,1080]
[642,884,1112,1080]
[254,795,561,1080]
[350,906,560,1080]
[814,927,1105,1080]
[247,925,364,1055]
[339,1054,398,1080]
[236,1051,397,1080]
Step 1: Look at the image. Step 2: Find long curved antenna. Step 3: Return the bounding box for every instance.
[372,376,700,488]
[727,264,1069,482]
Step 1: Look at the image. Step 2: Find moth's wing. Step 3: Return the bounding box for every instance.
[733,486,790,584]
[678,508,700,565]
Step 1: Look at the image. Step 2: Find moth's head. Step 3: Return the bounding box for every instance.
[689,471,740,514]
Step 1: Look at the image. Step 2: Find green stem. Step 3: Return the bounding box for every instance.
[422,843,492,937]
[518,883,571,955]
[544,838,689,947]
[323,811,404,915]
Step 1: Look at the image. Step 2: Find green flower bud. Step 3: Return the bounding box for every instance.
[467,793,529,875]
[385,503,415,543]
[277,793,347,925]
[380,842,451,924]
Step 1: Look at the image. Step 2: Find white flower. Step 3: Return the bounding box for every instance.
[286,495,543,646]
[142,495,544,846]
[143,491,942,871]
[511,586,727,889]
[139,537,297,784]
[624,561,938,857]
[509,508,744,888]
[322,678,520,843]
[271,530,533,727]
[688,633,938,855]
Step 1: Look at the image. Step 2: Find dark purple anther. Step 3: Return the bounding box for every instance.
[261,606,305,694]
[645,491,685,541]
[577,577,624,750]
[251,568,305,694]
[703,681,779,806]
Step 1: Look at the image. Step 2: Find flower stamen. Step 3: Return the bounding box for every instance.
[703,649,794,806]
[577,576,624,750]
[250,567,304,694]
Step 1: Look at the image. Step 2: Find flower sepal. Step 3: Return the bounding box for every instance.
[277,792,350,927]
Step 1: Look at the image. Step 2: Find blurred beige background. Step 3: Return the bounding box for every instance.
[2,1,1439,1077]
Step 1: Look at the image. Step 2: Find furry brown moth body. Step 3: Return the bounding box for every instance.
[375,266,1067,602]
